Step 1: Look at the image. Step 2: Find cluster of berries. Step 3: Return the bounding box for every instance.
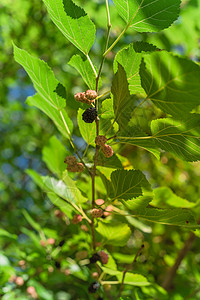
[95,135,113,158]
[64,156,84,172]
[90,199,113,219]
[74,90,97,105]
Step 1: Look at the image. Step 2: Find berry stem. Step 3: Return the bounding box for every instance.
[95,0,111,92]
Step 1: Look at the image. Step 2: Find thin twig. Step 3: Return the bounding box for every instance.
[162,232,196,291]
[118,244,144,298]
[96,0,111,91]
[90,0,112,252]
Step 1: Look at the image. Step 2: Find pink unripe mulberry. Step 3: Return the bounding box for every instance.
[15,276,24,286]
[67,162,84,172]
[91,208,103,218]
[104,205,113,217]
[95,135,107,146]
[47,238,55,245]
[98,250,109,264]
[40,240,46,247]
[27,286,36,295]
[95,199,105,206]
[64,156,77,165]
[85,90,97,100]
[74,92,94,105]
[72,214,82,224]
[74,92,89,103]
[101,144,113,158]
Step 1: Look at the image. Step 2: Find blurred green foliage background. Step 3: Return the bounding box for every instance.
[1,0,200,299]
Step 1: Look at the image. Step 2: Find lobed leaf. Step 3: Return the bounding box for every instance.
[42,0,96,54]
[113,0,181,32]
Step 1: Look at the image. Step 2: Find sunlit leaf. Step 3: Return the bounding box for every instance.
[140,51,200,117]
[151,116,200,162]
[109,169,151,200]
[42,0,96,54]
[69,55,100,89]
[113,0,181,32]
[42,136,68,177]
[96,221,131,246]
[111,63,138,131]
[77,108,96,146]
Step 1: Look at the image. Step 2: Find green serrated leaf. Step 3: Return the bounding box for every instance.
[114,44,144,95]
[43,173,87,204]
[130,207,198,228]
[132,41,161,53]
[151,116,200,162]
[111,63,138,131]
[27,169,87,206]
[97,151,123,169]
[123,196,152,211]
[13,44,65,110]
[54,83,67,100]
[13,45,73,138]
[69,55,100,89]
[96,221,131,246]
[101,98,115,119]
[42,0,95,54]
[47,192,74,218]
[140,51,200,117]
[117,272,150,286]
[117,126,160,159]
[152,187,197,208]
[113,0,181,32]
[109,169,151,200]
[101,267,150,286]
[42,136,68,177]
[77,108,96,146]
[26,94,72,139]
